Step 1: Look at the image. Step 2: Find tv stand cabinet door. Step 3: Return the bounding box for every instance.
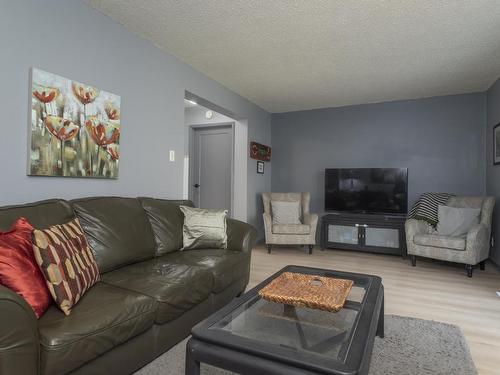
[326,223,360,247]
[322,214,406,255]
[362,226,400,249]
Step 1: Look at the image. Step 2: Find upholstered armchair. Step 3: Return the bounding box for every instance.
[262,192,318,254]
[405,196,495,277]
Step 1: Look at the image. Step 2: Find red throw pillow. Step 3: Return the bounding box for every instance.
[32,218,100,315]
[0,217,51,318]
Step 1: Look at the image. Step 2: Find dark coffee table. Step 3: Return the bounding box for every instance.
[186,265,384,375]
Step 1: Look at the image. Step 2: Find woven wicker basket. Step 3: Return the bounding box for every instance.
[258,272,354,312]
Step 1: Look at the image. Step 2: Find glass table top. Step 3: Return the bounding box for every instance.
[209,275,368,363]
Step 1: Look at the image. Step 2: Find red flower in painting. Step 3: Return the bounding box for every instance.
[32,84,59,104]
[72,82,99,105]
[105,144,119,161]
[104,102,120,120]
[44,116,79,141]
[85,117,120,146]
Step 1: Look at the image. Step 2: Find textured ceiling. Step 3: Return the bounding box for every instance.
[87,0,500,113]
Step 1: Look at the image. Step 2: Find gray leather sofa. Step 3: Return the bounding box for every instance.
[0,197,256,374]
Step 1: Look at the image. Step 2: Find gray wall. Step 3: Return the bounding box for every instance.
[271,93,487,219]
[486,78,500,265]
[0,0,270,231]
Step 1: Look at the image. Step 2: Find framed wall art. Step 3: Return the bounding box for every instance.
[257,161,264,174]
[29,68,121,178]
[250,141,271,161]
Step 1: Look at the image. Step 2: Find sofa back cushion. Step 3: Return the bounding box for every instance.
[71,197,156,273]
[138,198,193,256]
[0,199,74,231]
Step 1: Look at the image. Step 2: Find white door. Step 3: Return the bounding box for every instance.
[191,125,233,215]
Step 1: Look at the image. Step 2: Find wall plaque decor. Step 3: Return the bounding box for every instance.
[257,161,265,174]
[29,68,121,178]
[494,122,500,165]
[250,141,271,161]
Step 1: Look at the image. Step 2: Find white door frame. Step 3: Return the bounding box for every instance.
[188,122,235,216]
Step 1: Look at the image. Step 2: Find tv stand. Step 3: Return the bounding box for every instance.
[321,212,407,256]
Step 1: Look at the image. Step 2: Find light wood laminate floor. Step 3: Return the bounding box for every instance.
[248,245,500,375]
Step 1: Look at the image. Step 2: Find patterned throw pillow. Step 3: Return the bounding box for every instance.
[408,193,454,226]
[32,218,99,315]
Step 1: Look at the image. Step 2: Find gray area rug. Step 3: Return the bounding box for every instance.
[135,315,477,375]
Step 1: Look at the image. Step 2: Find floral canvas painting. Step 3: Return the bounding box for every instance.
[29,68,121,178]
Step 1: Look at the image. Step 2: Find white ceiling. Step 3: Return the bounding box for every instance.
[87,0,500,113]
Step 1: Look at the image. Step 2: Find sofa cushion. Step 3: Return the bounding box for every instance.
[71,197,157,273]
[0,199,74,231]
[101,260,213,324]
[272,223,310,235]
[161,249,250,293]
[138,198,193,256]
[414,234,466,251]
[38,282,156,375]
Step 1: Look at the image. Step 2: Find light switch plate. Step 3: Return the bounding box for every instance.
[169,150,175,162]
[496,291,500,298]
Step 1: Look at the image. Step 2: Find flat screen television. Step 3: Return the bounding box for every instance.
[325,168,408,215]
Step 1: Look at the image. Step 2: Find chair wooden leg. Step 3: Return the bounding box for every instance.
[267,244,272,254]
[308,245,313,255]
[479,261,485,271]
[410,255,416,267]
[466,264,473,278]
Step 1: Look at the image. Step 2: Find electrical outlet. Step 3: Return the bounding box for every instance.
[169,150,175,162]
[496,291,500,298]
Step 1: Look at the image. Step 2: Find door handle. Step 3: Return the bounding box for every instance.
[193,184,200,188]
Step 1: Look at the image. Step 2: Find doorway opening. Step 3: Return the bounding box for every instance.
[184,93,248,221]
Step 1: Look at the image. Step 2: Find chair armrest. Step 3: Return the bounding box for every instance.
[304,213,318,234]
[405,219,428,238]
[226,218,257,253]
[303,213,318,227]
[0,285,39,375]
[263,212,273,236]
[405,219,429,255]
[304,213,319,243]
[466,223,490,263]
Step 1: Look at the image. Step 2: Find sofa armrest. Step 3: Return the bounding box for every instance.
[0,285,39,375]
[226,218,257,253]
[466,223,490,263]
